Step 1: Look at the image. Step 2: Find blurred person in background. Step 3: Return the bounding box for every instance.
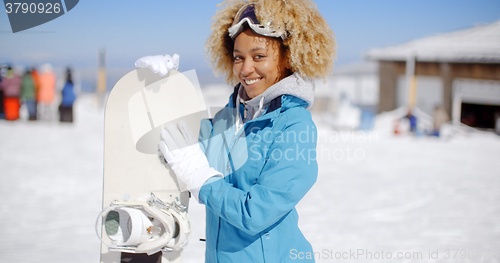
[0,66,22,121]
[0,65,5,119]
[31,67,41,104]
[431,105,450,137]
[404,109,417,134]
[20,68,38,121]
[37,63,56,121]
[59,68,76,123]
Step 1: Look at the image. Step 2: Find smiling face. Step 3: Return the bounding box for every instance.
[232,29,289,99]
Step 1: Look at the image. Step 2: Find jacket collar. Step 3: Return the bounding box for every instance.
[230,92,308,124]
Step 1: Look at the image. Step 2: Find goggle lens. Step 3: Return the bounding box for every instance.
[232,4,259,27]
[228,3,286,40]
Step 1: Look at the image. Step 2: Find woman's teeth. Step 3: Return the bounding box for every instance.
[245,78,260,85]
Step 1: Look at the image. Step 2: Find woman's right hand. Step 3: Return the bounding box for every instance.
[159,120,223,202]
[135,54,179,76]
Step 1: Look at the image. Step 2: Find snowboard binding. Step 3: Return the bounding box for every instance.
[96,193,191,255]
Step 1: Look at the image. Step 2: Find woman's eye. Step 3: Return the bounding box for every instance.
[254,55,264,60]
[234,56,242,62]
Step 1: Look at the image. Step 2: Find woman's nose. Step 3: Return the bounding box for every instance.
[241,59,254,76]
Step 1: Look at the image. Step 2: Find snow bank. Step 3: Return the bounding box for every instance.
[1,93,499,263]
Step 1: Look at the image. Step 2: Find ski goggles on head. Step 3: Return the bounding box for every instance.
[228,3,286,40]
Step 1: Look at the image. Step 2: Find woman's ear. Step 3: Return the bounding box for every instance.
[281,55,292,73]
[281,47,292,70]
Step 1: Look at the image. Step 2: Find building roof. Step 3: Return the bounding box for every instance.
[332,61,378,76]
[364,20,500,63]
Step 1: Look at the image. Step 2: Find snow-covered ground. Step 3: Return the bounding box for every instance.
[1,93,499,263]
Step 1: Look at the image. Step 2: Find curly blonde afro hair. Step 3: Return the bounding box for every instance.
[205,0,337,85]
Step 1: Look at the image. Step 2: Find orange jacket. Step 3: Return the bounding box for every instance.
[37,72,56,103]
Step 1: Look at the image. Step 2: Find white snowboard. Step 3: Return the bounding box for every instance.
[100,68,205,263]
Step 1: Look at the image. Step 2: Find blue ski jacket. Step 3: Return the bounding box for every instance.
[198,81,318,262]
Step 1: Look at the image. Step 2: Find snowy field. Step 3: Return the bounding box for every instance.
[1,93,499,263]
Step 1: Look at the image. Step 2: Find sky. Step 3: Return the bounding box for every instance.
[1,0,500,90]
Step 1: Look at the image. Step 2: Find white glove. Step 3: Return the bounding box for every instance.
[135,54,180,76]
[159,120,222,202]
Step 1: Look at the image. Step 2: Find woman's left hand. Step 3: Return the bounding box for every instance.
[135,54,179,76]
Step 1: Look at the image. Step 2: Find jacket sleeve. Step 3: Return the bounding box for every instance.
[198,114,318,236]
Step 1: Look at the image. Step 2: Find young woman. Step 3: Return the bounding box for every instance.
[141,0,335,262]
